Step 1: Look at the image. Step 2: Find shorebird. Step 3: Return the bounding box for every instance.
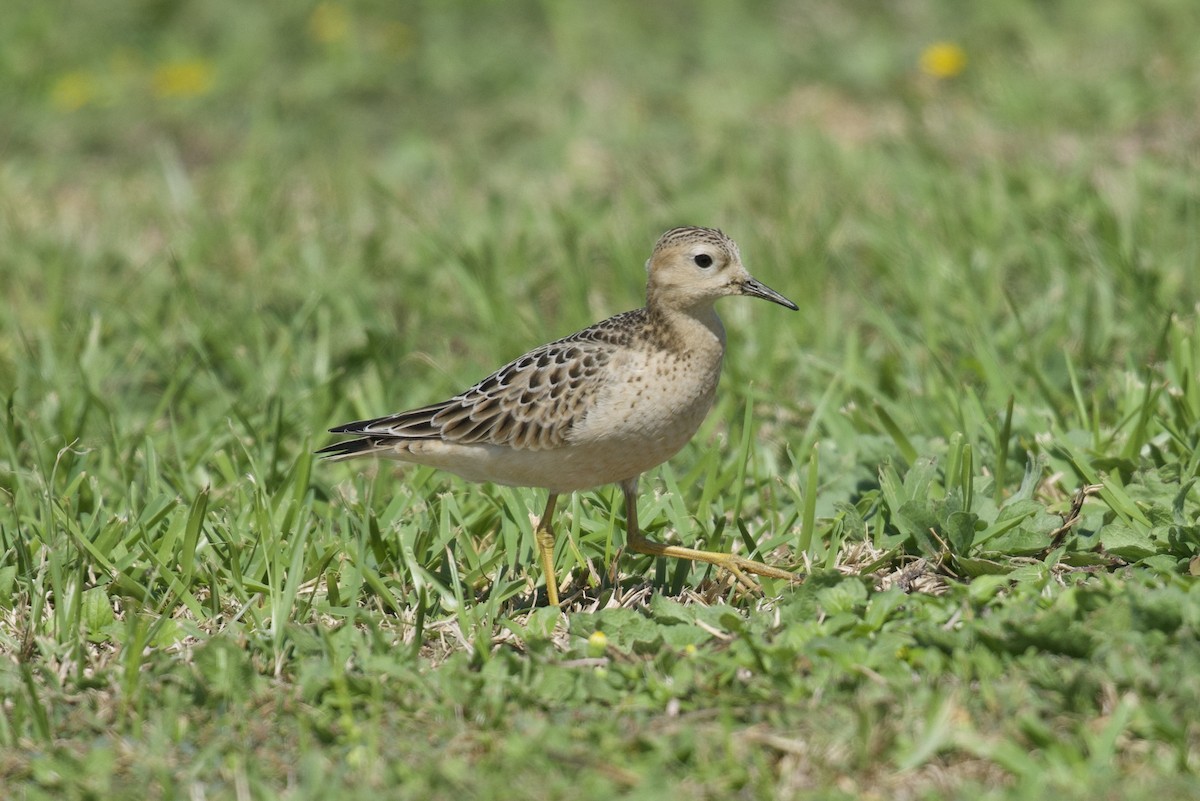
[319,226,799,606]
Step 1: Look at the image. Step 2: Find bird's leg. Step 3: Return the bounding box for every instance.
[534,492,560,606]
[620,479,800,593]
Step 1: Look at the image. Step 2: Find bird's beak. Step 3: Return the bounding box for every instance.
[740,276,798,310]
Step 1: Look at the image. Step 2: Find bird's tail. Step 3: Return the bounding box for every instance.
[314,437,390,461]
[316,407,447,460]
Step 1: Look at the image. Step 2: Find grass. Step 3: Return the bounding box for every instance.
[2,0,1200,797]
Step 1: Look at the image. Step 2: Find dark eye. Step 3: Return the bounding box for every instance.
[693,254,713,268]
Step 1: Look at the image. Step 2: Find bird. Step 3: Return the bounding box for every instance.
[319,226,800,606]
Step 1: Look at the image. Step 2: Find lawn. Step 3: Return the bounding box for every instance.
[2,1,1200,798]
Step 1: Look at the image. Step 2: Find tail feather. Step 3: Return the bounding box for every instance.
[327,402,450,436]
[315,437,389,460]
[321,411,440,458]
[319,399,454,459]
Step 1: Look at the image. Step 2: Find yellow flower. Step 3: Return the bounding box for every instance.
[152,59,214,98]
[919,42,967,79]
[587,630,608,657]
[50,71,95,111]
[309,3,350,44]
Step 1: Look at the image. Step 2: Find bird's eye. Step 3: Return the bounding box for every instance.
[693,253,714,268]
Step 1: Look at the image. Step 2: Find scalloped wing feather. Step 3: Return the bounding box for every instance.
[329,309,647,452]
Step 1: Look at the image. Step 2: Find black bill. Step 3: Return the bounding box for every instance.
[740,277,798,310]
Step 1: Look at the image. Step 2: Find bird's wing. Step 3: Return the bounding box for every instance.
[321,309,647,454]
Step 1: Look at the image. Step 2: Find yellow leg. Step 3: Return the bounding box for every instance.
[534,493,560,606]
[620,479,801,592]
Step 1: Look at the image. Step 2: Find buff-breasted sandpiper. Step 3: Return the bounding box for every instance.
[319,226,800,606]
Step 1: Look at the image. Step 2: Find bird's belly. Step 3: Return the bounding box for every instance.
[383,439,633,493]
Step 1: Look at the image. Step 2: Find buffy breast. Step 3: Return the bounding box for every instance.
[566,344,724,480]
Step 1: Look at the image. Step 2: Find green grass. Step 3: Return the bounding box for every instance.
[3,0,1200,798]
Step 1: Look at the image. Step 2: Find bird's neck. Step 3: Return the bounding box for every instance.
[645,301,727,356]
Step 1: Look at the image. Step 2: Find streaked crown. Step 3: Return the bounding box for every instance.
[651,226,740,262]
